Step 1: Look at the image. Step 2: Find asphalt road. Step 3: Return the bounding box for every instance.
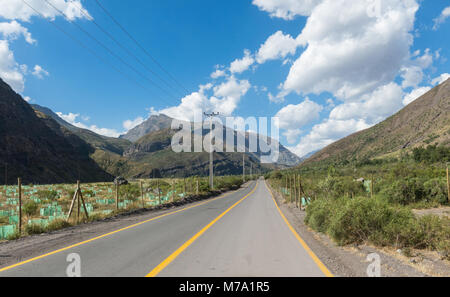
[0,179,331,277]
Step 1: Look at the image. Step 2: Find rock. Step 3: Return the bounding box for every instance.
[114,176,128,186]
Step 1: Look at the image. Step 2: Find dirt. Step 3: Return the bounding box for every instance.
[413,207,450,219]
[267,182,450,277]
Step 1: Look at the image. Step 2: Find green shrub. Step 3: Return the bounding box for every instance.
[383,178,426,205]
[119,184,140,201]
[36,190,59,201]
[46,219,71,232]
[423,178,448,204]
[25,223,46,235]
[23,201,39,217]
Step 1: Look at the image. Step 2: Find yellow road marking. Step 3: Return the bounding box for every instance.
[0,188,243,273]
[146,182,258,277]
[264,181,334,277]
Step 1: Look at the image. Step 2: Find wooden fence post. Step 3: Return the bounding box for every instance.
[116,183,119,211]
[18,178,22,235]
[140,180,144,208]
[157,179,161,205]
[172,180,175,202]
[447,165,450,204]
[196,179,199,195]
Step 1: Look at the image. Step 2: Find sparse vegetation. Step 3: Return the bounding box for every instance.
[268,153,450,255]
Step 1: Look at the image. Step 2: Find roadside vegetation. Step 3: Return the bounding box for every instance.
[0,175,245,240]
[267,145,450,257]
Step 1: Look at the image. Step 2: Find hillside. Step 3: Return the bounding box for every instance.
[0,79,112,184]
[32,104,131,155]
[303,79,450,166]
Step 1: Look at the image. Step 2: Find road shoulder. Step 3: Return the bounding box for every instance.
[266,181,444,277]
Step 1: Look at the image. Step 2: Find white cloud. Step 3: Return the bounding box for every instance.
[275,98,323,144]
[400,66,423,88]
[289,118,370,157]
[23,96,31,102]
[229,49,255,74]
[252,0,322,20]
[256,31,299,64]
[123,116,145,131]
[330,82,404,125]
[160,76,251,122]
[0,0,91,22]
[431,73,450,86]
[56,112,121,137]
[268,92,284,103]
[433,6,450,30]
[0,20,35,44]
[402,86,431,106]
[31,64,49,79]
[211,69,226,79]
[0,40,24,92]
[282,0,419,101]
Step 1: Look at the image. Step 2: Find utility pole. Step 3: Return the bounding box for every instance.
[204,112,219,190]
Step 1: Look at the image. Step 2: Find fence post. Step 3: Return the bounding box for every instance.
[371,173,374,198]
[116,183,119,211]
[172,180,175,202]
[196,179,199,195]
[447,164,450,204]
[157,179,161,205]
[18,177,22,235]
[77,180,80,223]
[140,180,144,209]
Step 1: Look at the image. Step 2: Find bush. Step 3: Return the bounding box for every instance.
[25,223,46,235]
[305,196,450,254]
[423,178,448,205]
[119,184,140,201]
[383,178,426,205]
[36,190,59,201]
[46,219,71,232]
[23,201,39,217]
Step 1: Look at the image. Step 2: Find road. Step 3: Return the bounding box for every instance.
[0,179,332,277]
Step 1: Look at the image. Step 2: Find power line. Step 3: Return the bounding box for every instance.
[94,0,190,94]
[43,0,179,103]
[71,1,185,98]
[21,0,149,92]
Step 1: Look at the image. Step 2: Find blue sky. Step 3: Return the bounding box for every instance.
[0,0,449,157]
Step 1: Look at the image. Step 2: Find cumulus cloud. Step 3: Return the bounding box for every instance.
[433,6,450,30]
[252,0,322,20]
[289,118,370,157]
[159,76,251,122]
[0,40,25,92]
[0,0,91,22]
[123,116,145,131]
[330,83,404,125]
[431,73,450,86]
[0,20,35,44]
[31,65,49,79]
[56,112,121,137]
[402,86,431,106]
[229,49,255,74]
[256,31,299,64]
[211,68,226,79]
[282,0,419,101]
[275,98,323,144]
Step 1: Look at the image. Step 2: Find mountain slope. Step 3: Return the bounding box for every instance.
[303,79,450,166]
[121,114,302,167]
[32,104,131,155]
[120,114,173,142]
[0,79,112,184]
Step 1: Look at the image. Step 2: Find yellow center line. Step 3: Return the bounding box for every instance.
[0,187,244,273]
[264,180,334,277]
[146,181,258,277]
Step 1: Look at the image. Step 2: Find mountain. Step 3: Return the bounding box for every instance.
[120,114,173,142]
[0,78,112,184]
[303,78,450,166]
[120,114,302,167]
[32,104,131,155]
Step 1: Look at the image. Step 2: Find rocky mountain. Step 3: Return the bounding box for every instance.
[303,79,450,166]
[120,114,173,142]
[0,78,112,184]
[120,114,302,167]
